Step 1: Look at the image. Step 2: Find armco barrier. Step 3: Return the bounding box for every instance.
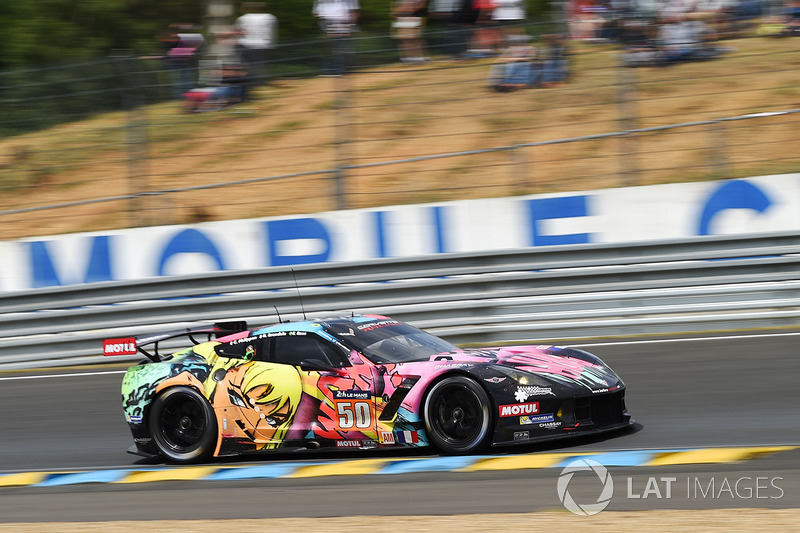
[0,231,799,370]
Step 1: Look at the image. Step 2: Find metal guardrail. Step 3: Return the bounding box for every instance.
[1,231,799,370]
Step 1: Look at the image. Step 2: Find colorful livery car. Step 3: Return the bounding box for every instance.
[111,315,632,463]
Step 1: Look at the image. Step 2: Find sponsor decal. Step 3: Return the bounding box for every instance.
[103,338,137,356]
[333,389,370,400]
[336,440,362,448]
[520,413,555,425]
[484,376,507,383]
[592,388,609,394]
[514,385,555,402]
[127,414,143,424]
[396,430,419,444]
[539,421,562,429]
[433,363,474,369]
[499,402,539,417]
[378,431,419,444]
[229,333,269,344]
[357,320,401,331]
[513,431,529,441]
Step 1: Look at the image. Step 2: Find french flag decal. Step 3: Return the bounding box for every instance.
[396,430,419,444]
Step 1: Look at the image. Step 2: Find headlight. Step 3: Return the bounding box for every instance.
[493,366,552,387]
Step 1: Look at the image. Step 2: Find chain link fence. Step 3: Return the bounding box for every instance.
[0,21,798,239]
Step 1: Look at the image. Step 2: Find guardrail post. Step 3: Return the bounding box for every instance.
[332,37,354,211]
[112,51,150,228]
[616,55,639,186]
[708,119,729,178]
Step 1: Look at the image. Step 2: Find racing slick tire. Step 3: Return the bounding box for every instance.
[423,375,492,454]
[149,386,217,464]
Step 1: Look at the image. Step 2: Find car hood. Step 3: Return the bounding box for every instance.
[395,345,621,392]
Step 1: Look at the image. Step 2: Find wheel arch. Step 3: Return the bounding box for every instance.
[147,384,220,463]
[145,383,209,432]
[419,370,498,416]
[419,370,497,453]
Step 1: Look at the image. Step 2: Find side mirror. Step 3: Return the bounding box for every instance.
[300,359,348,376]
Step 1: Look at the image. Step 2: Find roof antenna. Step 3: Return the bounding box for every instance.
[273,305,283,323]
[291,269,307,320]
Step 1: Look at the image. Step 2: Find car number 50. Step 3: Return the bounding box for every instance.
[337,401,371,429]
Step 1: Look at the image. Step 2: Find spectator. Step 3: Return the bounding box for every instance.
[488,38,539,90]
[313,0,360,35]
[541,33,569,86]
[162,24,205,99]
[569,0,607,40]
[392,0,429,62]
[429,0,470,56]
[312,0,360,74]
[781,0,800,34]
[182,63,248,112]
[619,16,661,67]
[492,0,527,45]
[233,2,277,87]
[470,0,500,56]
[755,0,798,36]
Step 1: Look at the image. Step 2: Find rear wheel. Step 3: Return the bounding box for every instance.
[149,386,217,464]
[423,375,492,454]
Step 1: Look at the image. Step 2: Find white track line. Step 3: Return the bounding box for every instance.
[570,331,800,348]
[0,370,127,381]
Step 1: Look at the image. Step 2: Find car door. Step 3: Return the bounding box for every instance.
[209,334,304,449]
[271,331,377,446]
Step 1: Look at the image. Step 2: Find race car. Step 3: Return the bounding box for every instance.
[107,314,632,463]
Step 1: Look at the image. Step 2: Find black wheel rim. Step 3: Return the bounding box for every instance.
[157,394,207,453]
[429,383,486,447]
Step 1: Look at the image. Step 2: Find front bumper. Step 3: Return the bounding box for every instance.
[492,389,632,446]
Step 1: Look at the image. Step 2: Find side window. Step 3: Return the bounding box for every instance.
[273,335,346,367]
[215,338,270,362]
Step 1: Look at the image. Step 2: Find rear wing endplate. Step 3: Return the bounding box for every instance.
[103,321,248,363]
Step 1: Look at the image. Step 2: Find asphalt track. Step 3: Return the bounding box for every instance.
[1,331,799,522]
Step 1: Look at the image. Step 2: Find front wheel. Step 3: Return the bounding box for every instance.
[423,375,492,454]
[149,386,217,464]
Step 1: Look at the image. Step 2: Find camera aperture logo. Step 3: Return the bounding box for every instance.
[557,458,614,516]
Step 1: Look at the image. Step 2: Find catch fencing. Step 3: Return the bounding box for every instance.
[0,230,798,370]
[0,25,798,240]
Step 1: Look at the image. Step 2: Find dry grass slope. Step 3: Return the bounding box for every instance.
[0,37,798,240]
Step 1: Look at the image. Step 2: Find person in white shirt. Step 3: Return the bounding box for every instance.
[492,0,527,44]
[313,0,360,34]
[312,0,360,74]
[233,2,278,86]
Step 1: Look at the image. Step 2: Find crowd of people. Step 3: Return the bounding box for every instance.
[163,2,277,112]
[151,0,797,108]
[568,0,795,67]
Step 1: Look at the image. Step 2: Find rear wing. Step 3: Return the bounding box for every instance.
[103,321,248,363]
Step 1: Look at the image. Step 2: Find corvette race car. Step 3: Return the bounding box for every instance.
[107,314,632,463]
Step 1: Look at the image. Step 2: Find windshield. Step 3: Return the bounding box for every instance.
[325,320,458,363]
